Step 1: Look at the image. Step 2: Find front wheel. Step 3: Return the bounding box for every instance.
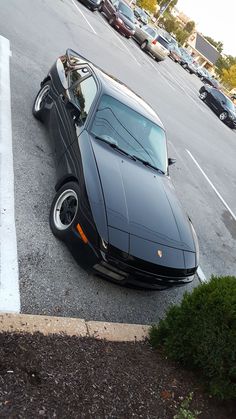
[199,91,207,100]
[109,17,115,26]
[140,40,148,51]
[32,82,51,122]
[49,182,80,241]
[98,2,103,12]
[219,111,228,121]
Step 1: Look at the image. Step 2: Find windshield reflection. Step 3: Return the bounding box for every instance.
[90,95,167,173]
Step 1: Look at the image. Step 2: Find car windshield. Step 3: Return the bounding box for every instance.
[118,2,135,22]
[224,97,235,112]
[90,95,167,173]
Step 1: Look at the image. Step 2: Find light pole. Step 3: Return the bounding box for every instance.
[156,0,174,22]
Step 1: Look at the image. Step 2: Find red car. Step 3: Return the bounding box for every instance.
[99,0,136,38]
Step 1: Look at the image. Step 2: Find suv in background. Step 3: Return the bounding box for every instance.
[133,25,170,61]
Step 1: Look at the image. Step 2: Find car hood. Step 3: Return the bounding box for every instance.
[90,137,196,253]
[117,11,135,30]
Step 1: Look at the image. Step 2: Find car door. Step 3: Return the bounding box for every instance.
[56,74,99,183]
[49,65,94,164]
[210,90,225,113]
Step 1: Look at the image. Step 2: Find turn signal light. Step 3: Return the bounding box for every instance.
[76,223,88,244]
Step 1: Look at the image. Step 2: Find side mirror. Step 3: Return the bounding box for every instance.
[168,158,176,166]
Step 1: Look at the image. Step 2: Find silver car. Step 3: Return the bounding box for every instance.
[133,25,170,61]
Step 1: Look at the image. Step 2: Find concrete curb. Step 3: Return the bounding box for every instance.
[0,313,149,342]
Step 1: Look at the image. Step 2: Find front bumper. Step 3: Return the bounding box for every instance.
[92,250,196,290]
[113,19,135,37]
[84,0,100,9]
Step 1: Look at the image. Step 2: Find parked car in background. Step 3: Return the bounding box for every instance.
[200,73,220,89]
[33,49,199,289]
[168,44,182,63]
[99,0,135,38]
[179,48,199,74]
[199,85,236,128]
[133,25,170,61]
[78,0,101,11]
[159,30,178,48]
[133,6,148,25]
[196,66,210,79]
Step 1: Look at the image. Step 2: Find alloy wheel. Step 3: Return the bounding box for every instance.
[219,112,228,121]
[140,41,147,50]
[199,92,207,100]
[34,84,50,112]
[53,189,78,231]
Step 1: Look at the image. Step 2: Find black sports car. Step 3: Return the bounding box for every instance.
[33,49,199,289]
[199,85,236,128]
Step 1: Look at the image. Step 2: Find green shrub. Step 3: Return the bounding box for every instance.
[149,276,236,400]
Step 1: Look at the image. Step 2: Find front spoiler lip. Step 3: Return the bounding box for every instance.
[92,257,195,290]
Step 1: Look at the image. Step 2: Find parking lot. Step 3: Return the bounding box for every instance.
[0,0,236,324]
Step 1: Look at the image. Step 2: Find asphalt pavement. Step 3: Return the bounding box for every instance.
[0,0,236,323]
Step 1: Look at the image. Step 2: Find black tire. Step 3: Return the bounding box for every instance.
[140,40,148,51]
[219,111,228,122]
[199,91,207,101]
[49,181,80,241]
[32,81,51,122]
[182,63,187,69]
[109,16,114,26]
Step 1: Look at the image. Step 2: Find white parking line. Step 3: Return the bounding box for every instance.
[71,0,97,34]
[147,59,176,91]
[0,35,20,312]
[186,149,236,222]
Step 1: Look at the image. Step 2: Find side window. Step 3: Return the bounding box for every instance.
[70,76,97,125]
[213,91,223,101]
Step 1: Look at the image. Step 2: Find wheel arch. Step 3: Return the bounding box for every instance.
[55,175,79,192]
[40,75,51,88]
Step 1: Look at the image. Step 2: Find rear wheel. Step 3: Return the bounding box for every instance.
[199,91,207,100]
[140,40,148,51]
[32,81,51,122]
[49,181,80,241]
[219,111,228,121]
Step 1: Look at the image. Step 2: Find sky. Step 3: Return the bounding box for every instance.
[177,0,236,56]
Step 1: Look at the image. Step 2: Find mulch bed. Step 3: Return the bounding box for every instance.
[0,333,235,418]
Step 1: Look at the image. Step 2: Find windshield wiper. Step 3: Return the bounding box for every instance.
[132,155,165,174]
[94,136,136,160]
